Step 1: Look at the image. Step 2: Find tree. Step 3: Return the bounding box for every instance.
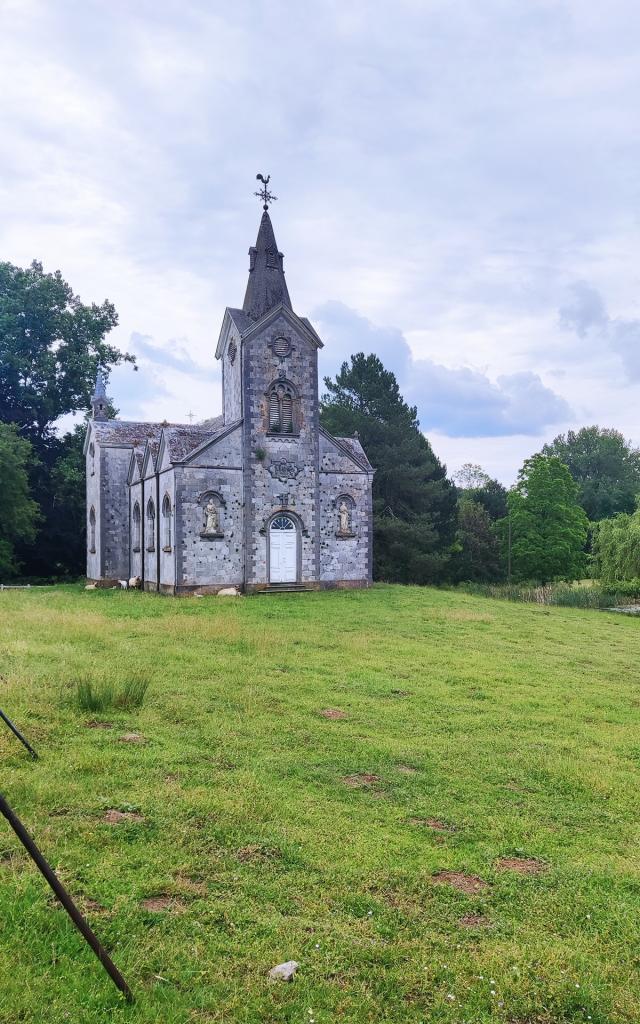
[507,454,589,583]
[320,353,457,583]
[0,260,129,443]
[0,260,130,576]
[453,497,503,582]
[454,462,508,522]
[592,508,640,584]
[541,426,640,521]
[0,423,39,577]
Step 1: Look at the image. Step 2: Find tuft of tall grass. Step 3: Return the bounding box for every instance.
[457,581,640,609]
[75,673,149,712]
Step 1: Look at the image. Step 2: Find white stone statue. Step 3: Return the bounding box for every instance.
[339,501,350,534]
[203,500,219,534]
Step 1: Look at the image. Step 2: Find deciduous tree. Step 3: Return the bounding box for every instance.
[541,426,640,521]
[507,454,588,583]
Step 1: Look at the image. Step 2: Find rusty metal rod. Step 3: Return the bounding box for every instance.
[0,792,133,1002]
[0,707,38,760]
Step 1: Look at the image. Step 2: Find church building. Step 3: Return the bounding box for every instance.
[84,190,374,594]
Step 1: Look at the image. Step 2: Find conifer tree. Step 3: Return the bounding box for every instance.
[320,353,457,583]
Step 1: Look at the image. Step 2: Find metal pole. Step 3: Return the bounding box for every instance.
[0,793,133,1003]
[0,707,38,760]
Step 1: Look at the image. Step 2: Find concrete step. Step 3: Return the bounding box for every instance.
[256,584,315,594]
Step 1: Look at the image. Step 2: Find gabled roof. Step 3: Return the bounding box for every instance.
[216,302,323,359]
[179,419,242,465]
[127,448,144,485]
[319,426,374,473]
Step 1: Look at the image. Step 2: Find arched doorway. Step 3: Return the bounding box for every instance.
[269,515,298,583]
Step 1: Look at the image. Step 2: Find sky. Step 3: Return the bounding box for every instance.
[2,0,640,483]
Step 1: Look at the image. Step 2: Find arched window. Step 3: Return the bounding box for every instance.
[132,502,141,552]
[89,442,95,476]
[89,506,96,553]
[146,499,156,552]
[162,494,172,551]
[267,380,297,434]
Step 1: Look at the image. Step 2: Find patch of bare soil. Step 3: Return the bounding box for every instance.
[174,874,208,895]
[342,773,380,788]
[396,765,417,774]
[79,897,107,914]
[459,912,492,928]
[236,844,281,863]
[432,870,488,894]
[103,809,144,824]
[85,720,113,729]
[140,895,186,913]
[496,856,547,875]
[164,773,179,783]
[319,708,348,719]
[408,817,455,832]
[119,732,145,743]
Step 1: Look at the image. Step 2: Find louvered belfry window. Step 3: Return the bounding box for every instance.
[268,381,295,433]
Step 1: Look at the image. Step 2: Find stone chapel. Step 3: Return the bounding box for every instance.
[84,197,374,594]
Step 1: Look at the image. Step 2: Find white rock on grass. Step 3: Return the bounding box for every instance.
[268,961,299,982]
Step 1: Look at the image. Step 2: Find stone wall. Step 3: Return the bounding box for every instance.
[174,426,244,590]
[243,314,320,586]
[222,328,243,423]
[129,480,143,580]
[158,469,177,588]
[85,426,101,580]
[99,444,132,580]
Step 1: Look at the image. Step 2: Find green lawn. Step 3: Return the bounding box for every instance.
[0,584,638,1023]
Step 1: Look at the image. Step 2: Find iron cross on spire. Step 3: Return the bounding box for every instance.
[255,173,277,211]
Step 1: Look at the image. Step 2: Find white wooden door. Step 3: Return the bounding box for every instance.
[270,516,297,583]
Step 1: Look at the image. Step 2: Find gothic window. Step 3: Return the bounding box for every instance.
[89,506,96,553]
[89,442,95,476]
[132,502,141,552]
[146,499,156,552]
[267,380,297,434]
[162,495,172,551]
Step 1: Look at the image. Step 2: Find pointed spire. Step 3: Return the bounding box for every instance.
[91,370,109,421]
[242,209,292,321]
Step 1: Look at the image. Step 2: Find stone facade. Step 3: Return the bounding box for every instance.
[85,208,374,593]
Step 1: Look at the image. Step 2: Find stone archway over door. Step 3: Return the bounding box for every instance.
[269,515,298,583]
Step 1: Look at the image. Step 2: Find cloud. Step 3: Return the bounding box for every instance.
[129,332,217,379]
[558,282,608,337]
[559,281,640,379]
[314,301,571,437]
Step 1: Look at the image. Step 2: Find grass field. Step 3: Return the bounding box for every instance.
[0,584,639,1023]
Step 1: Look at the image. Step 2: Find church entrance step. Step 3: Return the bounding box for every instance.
[256,583,315,595]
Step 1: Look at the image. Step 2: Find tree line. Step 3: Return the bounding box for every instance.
[2,259,640,588]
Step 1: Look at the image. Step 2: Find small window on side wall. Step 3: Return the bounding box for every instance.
[146,499,156,552]
[89,506,96,553]
[162,495,172,551]
[132,502,141,552]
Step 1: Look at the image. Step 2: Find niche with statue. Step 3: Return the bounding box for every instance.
[199,491,225,539]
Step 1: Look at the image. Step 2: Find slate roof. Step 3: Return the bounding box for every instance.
[227,308,253,336]
[333,434,374,472]
[242,210,292,321]
[163,425,219,462]
[92,420,168,447]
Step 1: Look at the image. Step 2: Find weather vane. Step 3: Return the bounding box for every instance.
[255,173,277,211]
